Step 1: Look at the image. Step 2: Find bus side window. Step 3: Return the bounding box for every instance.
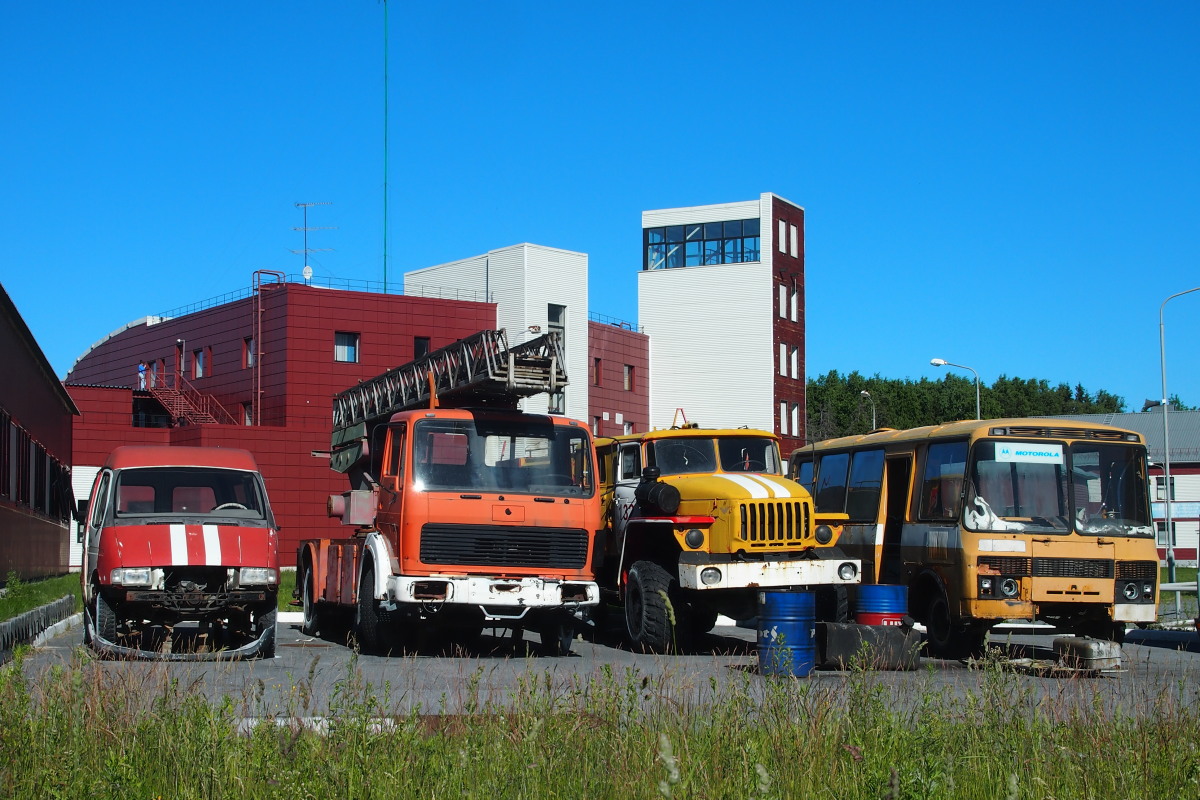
[919,441,968,520]
[846,449,885,521]
[814,452,850,513]
[794,458,814,494]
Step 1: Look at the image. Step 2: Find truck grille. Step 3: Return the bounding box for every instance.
[740,500,809,546]
[1032,558,1114,579]
[419,524,588,569]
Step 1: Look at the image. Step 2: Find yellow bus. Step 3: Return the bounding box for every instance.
[789,418,1158,658]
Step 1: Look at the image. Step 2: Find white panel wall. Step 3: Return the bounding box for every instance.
[639,262,774,431]
[404,244,589,422]
[69,465,100,571]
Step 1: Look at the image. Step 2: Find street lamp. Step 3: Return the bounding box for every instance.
[1157,287,1200,584]
[860,390,876,431]
[931,358,981,420]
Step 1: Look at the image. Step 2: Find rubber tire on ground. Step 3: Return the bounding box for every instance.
[355,562,391,655]
[816,585,851,624]
[924,592,987,660]
[301,563,320,636]
[624,560,675,654]
[94,591,118,645]
[1077,619,1127,644]
[539,615,576,657]
[257,609,277,659]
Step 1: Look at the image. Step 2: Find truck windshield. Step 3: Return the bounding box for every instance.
[651,437,783,475]
[964,440,1152,537]
[412,418,594,497]
[113,468,269,521]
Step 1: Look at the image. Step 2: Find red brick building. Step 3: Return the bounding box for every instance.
[65,273,650,567]
[1,283,78,578]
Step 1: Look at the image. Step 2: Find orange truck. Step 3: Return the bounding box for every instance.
[296,330,600,655]
[79,445,280,659]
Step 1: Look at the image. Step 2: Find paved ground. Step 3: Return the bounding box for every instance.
[17,614,1200,721]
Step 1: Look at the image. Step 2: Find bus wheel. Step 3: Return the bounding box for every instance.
[624,560,674,654]
[924,593,987,660]
[1077,619,1127,644]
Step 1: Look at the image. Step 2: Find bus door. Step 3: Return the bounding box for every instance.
[879,456,912,584]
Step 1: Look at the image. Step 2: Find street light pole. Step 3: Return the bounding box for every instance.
[931,358,981,420]
[860,390,876,431]
[1158,287,1200,585]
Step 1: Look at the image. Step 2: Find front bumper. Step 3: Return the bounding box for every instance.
[387,575,600,614]
[84,605,275,662]
[677,556,861,591]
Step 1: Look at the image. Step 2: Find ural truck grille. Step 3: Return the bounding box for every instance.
[1032,558,1114,579]
[420,524,588,569]
[740,500,809,546]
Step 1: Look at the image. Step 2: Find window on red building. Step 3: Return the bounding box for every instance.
[335,332,360,363]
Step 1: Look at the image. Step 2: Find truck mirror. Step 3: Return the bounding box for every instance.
[76,520,85,544]
[76,499,88,520]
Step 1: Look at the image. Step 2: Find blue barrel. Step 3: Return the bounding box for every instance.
[855,584,908,626]
[757,590,816,677]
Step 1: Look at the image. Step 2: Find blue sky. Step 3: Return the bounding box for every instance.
[4,2,1198,411]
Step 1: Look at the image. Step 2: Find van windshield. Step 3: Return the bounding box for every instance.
[114,467,270,522]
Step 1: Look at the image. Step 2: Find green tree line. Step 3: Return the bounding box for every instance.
[805,370,1129,442]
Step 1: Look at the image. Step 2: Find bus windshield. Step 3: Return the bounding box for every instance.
[964,440,1152,537]
[412,417,594,497]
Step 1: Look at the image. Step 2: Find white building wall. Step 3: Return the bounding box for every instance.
[638,262,774,431]
[404,244,589,421]
[638,193,784,432]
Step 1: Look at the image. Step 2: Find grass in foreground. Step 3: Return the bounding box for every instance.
[2,650,1199,799]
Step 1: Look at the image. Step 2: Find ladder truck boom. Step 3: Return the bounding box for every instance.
[330,329,567,475]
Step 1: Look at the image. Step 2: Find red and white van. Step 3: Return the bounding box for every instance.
[79,446,279,659]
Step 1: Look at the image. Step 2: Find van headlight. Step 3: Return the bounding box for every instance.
[110,567,152,586]
[239,567,277,586]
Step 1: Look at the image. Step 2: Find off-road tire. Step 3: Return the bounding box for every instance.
[624,560,675,654]
[301,563,320,636]
[356,561,387,655]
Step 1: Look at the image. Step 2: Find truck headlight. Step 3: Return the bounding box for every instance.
[814,525,834,545]
[110,567,152,586]
[239,567,277,586]
[838,562,858,581]
[700,567,722,586]
[1000,578,1019,598]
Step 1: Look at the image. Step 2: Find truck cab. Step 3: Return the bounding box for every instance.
[79,445,279,659]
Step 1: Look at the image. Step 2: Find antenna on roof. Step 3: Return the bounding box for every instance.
[291,202,335,276]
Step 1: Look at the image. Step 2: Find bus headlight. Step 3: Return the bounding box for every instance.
[980,577,994,596]
[1143,583,1154,600]
[1000,578,1019,598]
[814,525,834,545]
[700,568,722,586]
[1122,582,1140,601]
[684,528,705,549]
[838,562,858,581]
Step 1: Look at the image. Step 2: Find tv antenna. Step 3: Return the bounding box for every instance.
[292,201,336,274]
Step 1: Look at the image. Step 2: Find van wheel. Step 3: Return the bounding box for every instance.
[624,560,674,654]
[257,609,277,659]
[94,592,118,644]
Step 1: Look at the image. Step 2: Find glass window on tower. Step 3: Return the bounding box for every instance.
[642,218,764,270]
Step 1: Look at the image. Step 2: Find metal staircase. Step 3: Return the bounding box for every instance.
[148,376,237,426]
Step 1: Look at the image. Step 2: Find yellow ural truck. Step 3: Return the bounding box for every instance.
[595,426,861,652]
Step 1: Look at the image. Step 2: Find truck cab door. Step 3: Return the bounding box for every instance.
[612,443,642,553]
[377,424,407,548]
